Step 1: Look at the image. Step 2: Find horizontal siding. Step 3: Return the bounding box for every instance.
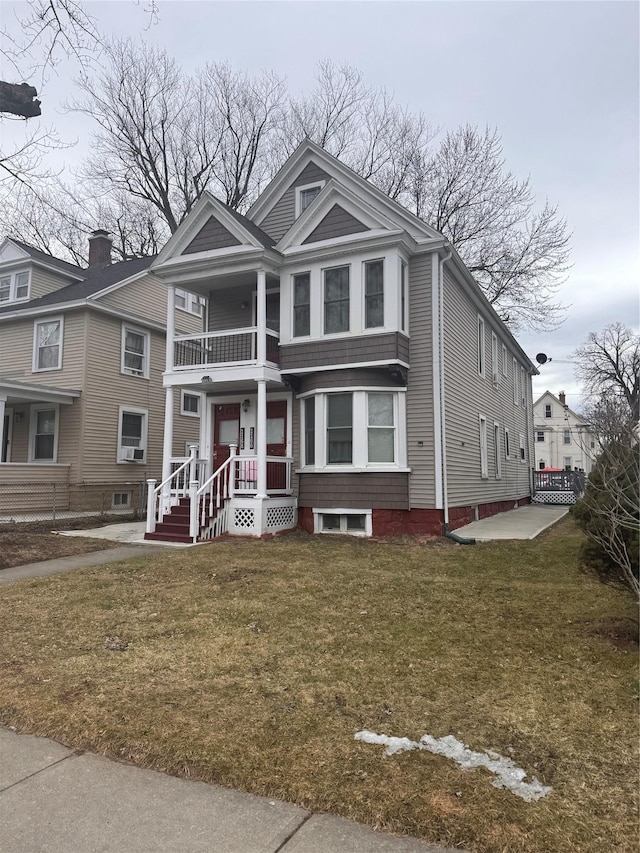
[302,204,368,244]
[260,161,331,242]
[208,285,255,332]
[298,473,409,509]
[406,255,436,508]
[182,216,241,254]
[442,268,531,507]
[281,333,407,371]
[100,273,202,334]
[29,266,78,300]
[298,368,398,393]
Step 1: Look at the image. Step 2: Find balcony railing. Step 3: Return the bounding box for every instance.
[173,327,280,370]
[534,470,585,496]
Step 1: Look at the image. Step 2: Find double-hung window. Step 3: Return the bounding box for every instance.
[33,318,62,371]
[367,393,395,463]
[30,406,58,461]
[0,270,30,303]
[118,406,148,462]
[122,325,149,378]
[181,391,201,417]
[304,397,315,465]
[477,317,485,376]
[293,272,311,337]
[545,404,552,418]
[324,266,349,334]
[364,260,384,329]
[494,422,502,479]
[479,415,488,478]
[327,393,352,464]
[491,333,499,385]
[563,428,571,445]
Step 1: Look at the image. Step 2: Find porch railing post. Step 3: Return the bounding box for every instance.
[189,479,199,541]
[146,478,157,534]
[188,443,198,486]
[228,443,237,498]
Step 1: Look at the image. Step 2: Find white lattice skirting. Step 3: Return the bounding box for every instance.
[228,497,297,536]
[533,491,577,505]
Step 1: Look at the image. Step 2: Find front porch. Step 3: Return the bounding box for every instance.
[145,445,297,542]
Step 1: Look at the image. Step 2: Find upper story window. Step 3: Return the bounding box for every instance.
[364,260,384,329]
[477,316,485,376]
[520,367,526,406]
[536,430,545,442]
[512,358,518,404]
[563,428,571,445]
[324,265,350,334]
[175,288,206,316]
[400,262,407,332]
[491,333,499,385]
[501,344,508,377]
[293,272,310,337]
[33,317,63,372]
[545,404,552,418]
[295,181,325,218]
[121,325,149,378]
[0,269,30,304]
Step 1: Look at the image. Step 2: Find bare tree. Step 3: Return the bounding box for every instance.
[573,323,640,422]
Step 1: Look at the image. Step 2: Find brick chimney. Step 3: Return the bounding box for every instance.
[559,390,566,406]
[88,229,112,267]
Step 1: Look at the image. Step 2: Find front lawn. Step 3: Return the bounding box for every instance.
[0,518,637,852]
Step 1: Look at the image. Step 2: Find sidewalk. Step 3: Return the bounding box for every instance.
[0,728,463,853]
[452,504,568,541]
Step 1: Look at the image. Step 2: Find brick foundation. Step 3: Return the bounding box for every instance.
[298,496,531,538]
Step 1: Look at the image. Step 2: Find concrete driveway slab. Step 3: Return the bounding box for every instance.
[453,505,568,541]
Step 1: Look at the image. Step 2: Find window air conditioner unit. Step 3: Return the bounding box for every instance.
[121,447,144,462]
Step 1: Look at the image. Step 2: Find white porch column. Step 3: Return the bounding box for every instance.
[161,386,174,488]
[166,285,175,371]
[256,269,266,366]
[0,395,6,462]
[256,378,268,499]
[200,395,212,479]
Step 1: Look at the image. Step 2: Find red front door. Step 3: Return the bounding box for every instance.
[213,404,240,469]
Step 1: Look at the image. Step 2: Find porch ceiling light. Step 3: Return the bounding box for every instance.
[242,399,251,412]
[201,375,213,384]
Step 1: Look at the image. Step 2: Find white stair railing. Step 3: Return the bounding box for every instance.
[146,444,199,535]
[190,444,238,541]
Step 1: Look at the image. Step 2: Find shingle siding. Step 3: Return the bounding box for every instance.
[259,161,331,242]
[302,204,368,244]
[298,472,409,509]
[281,333,408,371]
[182,216,241,254]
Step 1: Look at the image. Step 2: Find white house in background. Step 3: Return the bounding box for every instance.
[145,139,537,543]
[533,390,598,474]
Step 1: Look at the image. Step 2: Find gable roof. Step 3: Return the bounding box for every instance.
[247,138,442,243]
[3,239,85,279]
[0,255,154,316]
[534,390,588,425]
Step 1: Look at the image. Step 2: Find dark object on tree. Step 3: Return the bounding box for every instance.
[0,82,41,118]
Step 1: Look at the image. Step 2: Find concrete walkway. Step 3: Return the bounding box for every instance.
[452,504,569,541]
[0,728,462,853]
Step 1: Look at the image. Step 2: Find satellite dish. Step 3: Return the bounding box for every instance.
[535,353,548,365]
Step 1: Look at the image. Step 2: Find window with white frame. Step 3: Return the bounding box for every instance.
[175,288,206,316]
[295,181,325,217]
[477,317,485,376]
[521,367,526,406]
[544,403,552,418]
[502,344,508,377]
[504,426,510,459]
[181,391,201,417]
[536,430,545,442]
[293,272,311,337]
[400,261,407,332]
[364,259,384,329]
[491,333,499,385]
[30,405,58,461]
[33,317,63,372]
[493,422,502,479]
[479,415,488,478]
[118,407,148,462]
[327,393,353,464]
[121,325,149,377]
[563,428,571,445]
[512,357,518,404]
[0,270,30,303]
[324,265,350,334]
[519,434,526,462]
[314,508,372,537]
[563,456,572,469]
[301,390,405,470]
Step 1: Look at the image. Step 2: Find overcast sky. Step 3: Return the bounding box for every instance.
[2,0,639,406]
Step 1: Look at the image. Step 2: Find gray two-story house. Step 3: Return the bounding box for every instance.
[145,140,536,542]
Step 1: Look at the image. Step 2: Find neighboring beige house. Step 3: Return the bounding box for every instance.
[145,140,537,542]
[533,390,598,474]
[0,232,201,516]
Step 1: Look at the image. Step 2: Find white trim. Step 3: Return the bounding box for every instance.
[28,403,59,463]
[504,426,511,460]
[32,315,63,373]
[180,390,202,417]
[493,421,502,480]
[477,316,485,377]
[432,253,443,510]
[284,359,409,375]
[121,323,150,379]
[2,406,13,463]
[491,332,499,386]
[0,268,31,304]
[501,343,508,377]
[117,405,148,464]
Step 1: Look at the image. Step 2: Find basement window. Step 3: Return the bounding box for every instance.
[113,492,131,508]
[313,508,372,537]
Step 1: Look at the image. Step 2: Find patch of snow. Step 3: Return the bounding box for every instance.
[354,730,553,802]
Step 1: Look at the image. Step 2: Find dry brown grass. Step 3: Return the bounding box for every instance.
[0,519,120,570]
[0,518,637,852]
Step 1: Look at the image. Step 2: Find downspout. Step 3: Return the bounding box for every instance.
[437,248,474,545]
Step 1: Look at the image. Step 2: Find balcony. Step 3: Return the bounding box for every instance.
[173,327,280,372]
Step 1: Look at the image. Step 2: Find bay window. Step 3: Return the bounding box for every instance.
[327,393,353,464]
[293,272,311,337]
[367,393,395,463]
[364,260,384,328]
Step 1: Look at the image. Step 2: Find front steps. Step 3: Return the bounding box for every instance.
[144,497,205,543]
